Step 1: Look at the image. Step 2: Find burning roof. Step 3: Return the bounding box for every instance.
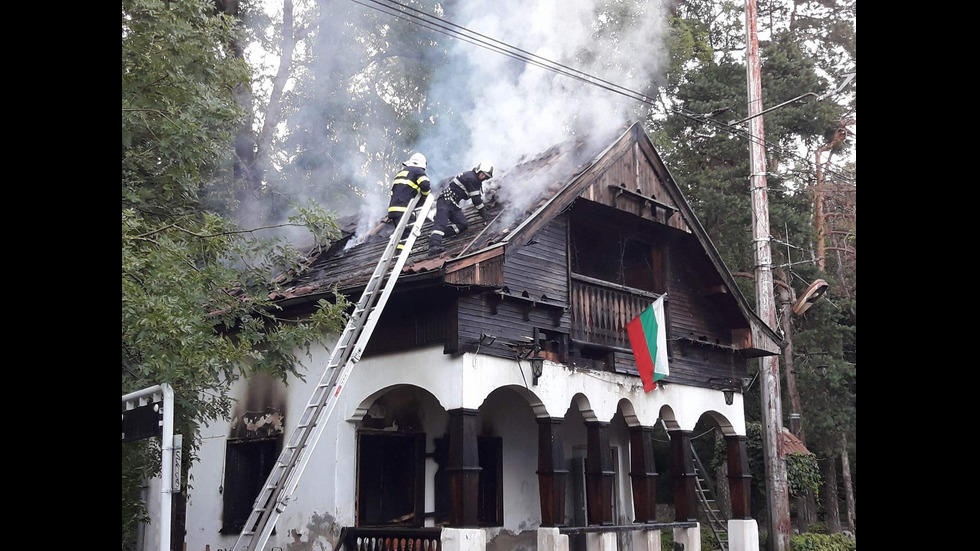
[269,128,616,303]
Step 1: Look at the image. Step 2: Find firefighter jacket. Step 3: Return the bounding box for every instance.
[388,165,431,216]
[441,170,486,214]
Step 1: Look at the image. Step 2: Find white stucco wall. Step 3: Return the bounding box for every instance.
[150,337,745,551]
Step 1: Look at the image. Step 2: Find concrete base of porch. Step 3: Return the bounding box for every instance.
[586,532,616,551]
[673,524,701,551]
[630,529,662,551]
[441,527,486,551]
[727,519,760,551]
[537,527,569,551]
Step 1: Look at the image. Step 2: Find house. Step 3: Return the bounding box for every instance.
[146,122,782,551]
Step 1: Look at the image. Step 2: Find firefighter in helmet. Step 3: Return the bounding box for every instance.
[383,152,431,249]
[427,161,494,257]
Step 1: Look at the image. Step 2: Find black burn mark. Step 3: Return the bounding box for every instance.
[228,372,287,440]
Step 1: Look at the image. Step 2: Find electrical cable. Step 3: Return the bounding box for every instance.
[353,0,856,185]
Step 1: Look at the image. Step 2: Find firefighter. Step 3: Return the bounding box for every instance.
[427,161,494,257]
[383,152,431,250]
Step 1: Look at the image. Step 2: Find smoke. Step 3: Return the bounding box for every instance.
[247,0,668,249]
[410,0,667,233]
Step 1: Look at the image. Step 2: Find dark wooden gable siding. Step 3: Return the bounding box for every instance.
[595,231,749,384]
[455,218,571,357]
[659,232,749,385]
[579,133,691,234]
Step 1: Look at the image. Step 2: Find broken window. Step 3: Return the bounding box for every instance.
[569,210,664,294]
[220,436,281,534]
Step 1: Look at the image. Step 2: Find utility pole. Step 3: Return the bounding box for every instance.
[743,0,792,549]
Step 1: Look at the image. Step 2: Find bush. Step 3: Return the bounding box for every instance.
[790,532,856,551]
[806,522,828,534]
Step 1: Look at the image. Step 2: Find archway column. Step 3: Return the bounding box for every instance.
[537,417,568,527]
[726,435,753,519]
[585,420,614,525]
[668,428,697,522]
[628,425,658,523]
[447,408,481,527]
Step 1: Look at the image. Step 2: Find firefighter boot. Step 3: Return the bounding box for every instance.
[427,234,445,257]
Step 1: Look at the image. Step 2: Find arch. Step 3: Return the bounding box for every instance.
[349,383,444,422]
[658,404,679,430]
[616,397,641,428]
[484,383,551,418]
[569,392,600,423]
[695,409,739,436]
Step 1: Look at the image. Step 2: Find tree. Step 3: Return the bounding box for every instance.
[122,1,348,547]
[651,0,855,541]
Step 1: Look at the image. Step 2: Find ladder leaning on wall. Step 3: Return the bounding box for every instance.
[231,192,436,551]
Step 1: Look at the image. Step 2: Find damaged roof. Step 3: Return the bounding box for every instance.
[270,127,613,303]
[268,122,784,355]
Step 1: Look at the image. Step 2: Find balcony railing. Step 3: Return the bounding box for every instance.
[570,273,660,350]
[341,527,442,550]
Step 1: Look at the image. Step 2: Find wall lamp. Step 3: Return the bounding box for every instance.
[708,377,744,405]
[529,351,544,385]
[479,332,497,346]
[516,344,545,385]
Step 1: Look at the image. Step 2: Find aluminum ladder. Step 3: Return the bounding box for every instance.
[659,420,730,551]
[231,192,435,551]
[691,442,729,551]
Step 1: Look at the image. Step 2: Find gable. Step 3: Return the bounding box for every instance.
[273,122,781,357]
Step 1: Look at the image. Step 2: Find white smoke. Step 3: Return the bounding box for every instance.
[247,0,668,248]
[411,0,667,227]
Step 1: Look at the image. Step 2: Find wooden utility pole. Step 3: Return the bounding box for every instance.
[743,0,792,549]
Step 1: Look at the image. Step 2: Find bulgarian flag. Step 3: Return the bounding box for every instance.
[626,295,669,392]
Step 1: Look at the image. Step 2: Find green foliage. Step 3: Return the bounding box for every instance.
[806,522,829,534]
[790,532,856,551]
[122,1,348,549]
[712,422,767,517]
[655,2,856,531]
[786,452,822,497]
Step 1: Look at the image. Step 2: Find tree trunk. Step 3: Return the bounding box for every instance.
[840,434,856,534]
[821,453,841,533]
[812,119,851,271]
[797,490,818,533]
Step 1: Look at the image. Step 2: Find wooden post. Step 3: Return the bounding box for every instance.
[447,408,481,527]
[628,425,658,523]
[585,421,614,525]
[725,435,753,519]
[537,417,568,527]
[668,429,696,522]
[744,0,792,547]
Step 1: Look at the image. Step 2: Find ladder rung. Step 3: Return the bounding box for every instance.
[231,194,434,551]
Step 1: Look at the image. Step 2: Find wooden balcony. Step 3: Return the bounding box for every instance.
[570,273,661,350]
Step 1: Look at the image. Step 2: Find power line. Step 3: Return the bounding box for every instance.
[352,0,855,184]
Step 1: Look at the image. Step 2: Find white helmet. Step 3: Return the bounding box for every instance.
[474,161,494,178]
[404,152,427,169]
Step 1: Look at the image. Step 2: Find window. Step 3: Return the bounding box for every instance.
[220,437,281,534]
[570,214,664,294]
[357,431,425,526]
[477,436,503,526]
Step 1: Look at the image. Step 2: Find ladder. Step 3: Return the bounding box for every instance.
[659,420,729,551]
[691,443,729,551]
[232,193,435,551]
